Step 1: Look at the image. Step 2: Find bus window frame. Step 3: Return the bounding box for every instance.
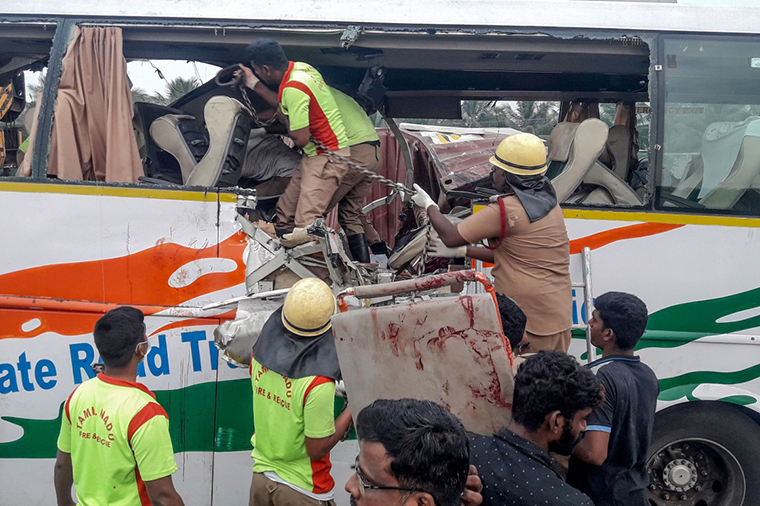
[654,32,760,217]
[0,16,61,181]
[15,16,659,198]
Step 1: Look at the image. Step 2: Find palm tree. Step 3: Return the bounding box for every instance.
[502,101,558,136]
[154,76,201,106]
[130,86,162,105]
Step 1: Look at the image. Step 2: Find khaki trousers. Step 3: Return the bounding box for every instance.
[275,149,350,234]
[327,143,382,236]
[249,472,335,506]
[252,176,292,198]
[526,328,572,353]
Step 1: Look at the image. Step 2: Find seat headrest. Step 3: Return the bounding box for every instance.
[547,122,580,163]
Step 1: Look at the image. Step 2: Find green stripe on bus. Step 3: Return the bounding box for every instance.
[0,378,350,459]
[658,363,760,402]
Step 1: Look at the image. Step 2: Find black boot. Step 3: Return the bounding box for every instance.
[347,233,371,263]
[370,241,390,256]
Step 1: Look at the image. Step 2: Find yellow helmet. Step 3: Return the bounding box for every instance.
[489,133,548,176]
[281,278,337,337]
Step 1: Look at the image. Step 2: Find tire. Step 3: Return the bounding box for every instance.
[646,401,760,506]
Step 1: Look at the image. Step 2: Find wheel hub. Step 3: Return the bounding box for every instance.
[663,459,698,491]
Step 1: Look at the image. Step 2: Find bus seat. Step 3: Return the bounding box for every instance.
[582,161,643,205]
[606,124,633,179]
[150,114,208,182]
[665,156,703,206]
[583,187,615,205]
[699,135,760,209]
[133,102,186,182]
[186,96,251,187]
[547,118,609,201]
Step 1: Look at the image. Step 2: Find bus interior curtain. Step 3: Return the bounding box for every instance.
[614,102,640,169]
[563,101,601,123]
[47,26,142,182]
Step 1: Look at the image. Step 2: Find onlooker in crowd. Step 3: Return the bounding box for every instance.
[568,292,658,506]
[248,278,352,506]
[469,350,603,506]
[54,307,184,506]
[346,398,479,506]
[414,133,572,352]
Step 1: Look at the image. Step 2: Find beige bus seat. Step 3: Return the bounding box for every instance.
[150,114,206,182]
[582,161,643,205]
[186,96,251,187]
[133,102,189,182]
[699,135,760,209]
[547,118,609,201]
[664,157,704,206]
[666,119,760,209]
[332,291,513,435]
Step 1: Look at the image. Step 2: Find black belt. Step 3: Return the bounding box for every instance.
[353,140,381,147]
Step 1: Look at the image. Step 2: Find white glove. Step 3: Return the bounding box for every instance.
[335,380,347,400]
[237,64,260,90]
[280,227,312,248]
[427,235,467,258]
[411,184,438,210]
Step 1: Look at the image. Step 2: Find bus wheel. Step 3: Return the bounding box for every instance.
[646,402,760,506]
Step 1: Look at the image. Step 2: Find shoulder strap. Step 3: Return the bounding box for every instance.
[483,197,507,250]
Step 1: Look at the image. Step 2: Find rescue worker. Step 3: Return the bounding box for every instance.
[324,87,382,263]
[249,277,353,506]
[413,133,573,352]
[239,40,382,259]
[54,307,184,506]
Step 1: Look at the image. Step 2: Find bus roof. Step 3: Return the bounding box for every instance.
[2,0,760,36]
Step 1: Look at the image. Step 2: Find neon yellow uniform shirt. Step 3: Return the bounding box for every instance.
[57,374,177,506]
[250,358,337,496]
[278,61,349,157]
[330,88,379,146]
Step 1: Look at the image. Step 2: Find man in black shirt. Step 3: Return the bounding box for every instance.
[470,351,603,506]
[568,291,659,506]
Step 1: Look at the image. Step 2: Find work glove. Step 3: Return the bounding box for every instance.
[280,227,312,248]
[427,235,467,258]
[237,64,260,90]
[335,380,348,401]
[411,184,438,211]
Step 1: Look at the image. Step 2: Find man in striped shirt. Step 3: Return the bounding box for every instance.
[54,306,183,506]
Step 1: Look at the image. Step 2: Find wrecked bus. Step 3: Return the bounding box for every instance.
[2,1,760,505]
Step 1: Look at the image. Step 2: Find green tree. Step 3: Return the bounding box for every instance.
[502,101,558,136]
[154,76,201,105]
[130,86,163,105]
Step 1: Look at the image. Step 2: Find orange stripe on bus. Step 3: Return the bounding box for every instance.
[0,232,247,339]
[569,222,684,255]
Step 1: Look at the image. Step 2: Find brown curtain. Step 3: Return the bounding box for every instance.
[614,102,640,168]
[47,26,142,182]
[563,101,601,123]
